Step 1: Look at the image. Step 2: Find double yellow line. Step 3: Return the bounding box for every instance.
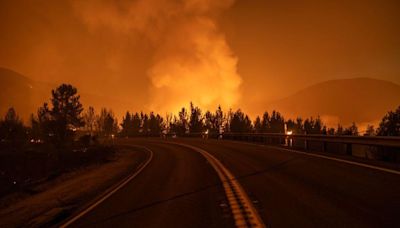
[170,142,266,228]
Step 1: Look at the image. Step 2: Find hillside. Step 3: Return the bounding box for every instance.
[0,67,134,122]
[266,78,400,127]
[0,68,51,122]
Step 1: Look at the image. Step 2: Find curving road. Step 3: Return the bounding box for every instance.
[64,138,400,228]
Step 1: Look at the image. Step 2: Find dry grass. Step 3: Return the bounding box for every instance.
[0,147,146,227]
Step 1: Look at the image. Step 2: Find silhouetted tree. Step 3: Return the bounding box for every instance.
[377,106,400,136]
[343,122,358,136]
[295,117,304,134]
[148,112,164,135]
[336,124,344,135]
[37,84,84,145]
[314,116,323,134]
[189,103,204,133]
[0,107,27,143]
[30,114,42,140]
[248,111,282,133]
[84,106,96,136]
[204,111,215,133]
[261,112,270,132]
[131,112,141,136]
[140,112,149,135]
[327,127,335,135]
[176,107,189,135]
[105,111,118,136]
[254,116,262,133]
[215,106,225,134]
[270,111,285,133]
[286,118,306,134]
[364,125,376,136]
[169,115,179,135]
[97,108,118,136]
[322,126,328,135]
[229,109,252,133]
[376,106,400,161]
[204,106,225,135]
[34,103,53,141]
[120,111,133,137]
[304,116,323,134]
[286,119,294,131]
[224,109,233,133]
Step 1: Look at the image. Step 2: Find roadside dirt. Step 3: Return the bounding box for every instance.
[0,146,148,227]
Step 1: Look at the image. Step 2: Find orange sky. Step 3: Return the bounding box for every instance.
[1,0,399,117]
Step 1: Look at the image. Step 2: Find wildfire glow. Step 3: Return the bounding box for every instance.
[74,0,241,114]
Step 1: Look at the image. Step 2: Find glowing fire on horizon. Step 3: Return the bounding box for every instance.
[74,0,242,114]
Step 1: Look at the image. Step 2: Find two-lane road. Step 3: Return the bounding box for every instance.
[67,141,233,227]
[182,139,400,227]
[63,138,400,227]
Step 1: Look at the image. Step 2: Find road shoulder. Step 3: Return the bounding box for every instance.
[0,146,148,227]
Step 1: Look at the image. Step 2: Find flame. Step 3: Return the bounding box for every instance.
[148,17,241,112]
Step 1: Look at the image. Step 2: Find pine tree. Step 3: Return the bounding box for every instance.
[377,106,400,136]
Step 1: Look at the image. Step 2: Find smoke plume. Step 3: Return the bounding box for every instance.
[73,0,242,113]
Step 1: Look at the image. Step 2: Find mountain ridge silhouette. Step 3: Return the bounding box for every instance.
[266,77,400,127]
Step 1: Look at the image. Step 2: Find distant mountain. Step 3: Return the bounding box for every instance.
[2,68,399,128]
[266,78,400,128]
[0,67,134,122]
[0,68,51,122]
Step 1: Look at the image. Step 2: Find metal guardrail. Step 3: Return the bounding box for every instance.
[221,133,400,148]
[123,132,400,162]
[220,133,400,162]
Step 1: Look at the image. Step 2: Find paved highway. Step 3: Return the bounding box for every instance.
[64,138,400,227]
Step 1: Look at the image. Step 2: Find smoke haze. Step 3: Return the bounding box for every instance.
[1,0,400,125]
[73,0,241,113]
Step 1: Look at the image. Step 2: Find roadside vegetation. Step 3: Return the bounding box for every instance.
[0,84,115,197]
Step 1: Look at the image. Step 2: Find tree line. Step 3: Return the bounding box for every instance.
[1,84,400,146]
[119,103,399,137]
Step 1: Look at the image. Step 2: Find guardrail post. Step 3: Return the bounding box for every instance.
[346,143,352,155]
[322,141,327,153]
[305,139,309,150]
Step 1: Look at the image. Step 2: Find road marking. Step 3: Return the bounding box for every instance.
[228,140,400,176]
[169,142,266,228]
[60,146,154,228]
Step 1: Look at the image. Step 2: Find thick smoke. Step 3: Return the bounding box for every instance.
[73,0,241,113]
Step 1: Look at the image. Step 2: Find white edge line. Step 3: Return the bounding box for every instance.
[60,146,154,228]
[227,140,400,176]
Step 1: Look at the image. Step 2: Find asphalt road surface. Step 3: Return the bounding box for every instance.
[65,138,400,228]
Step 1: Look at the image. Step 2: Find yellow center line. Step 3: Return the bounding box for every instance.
[169,142,266,228]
